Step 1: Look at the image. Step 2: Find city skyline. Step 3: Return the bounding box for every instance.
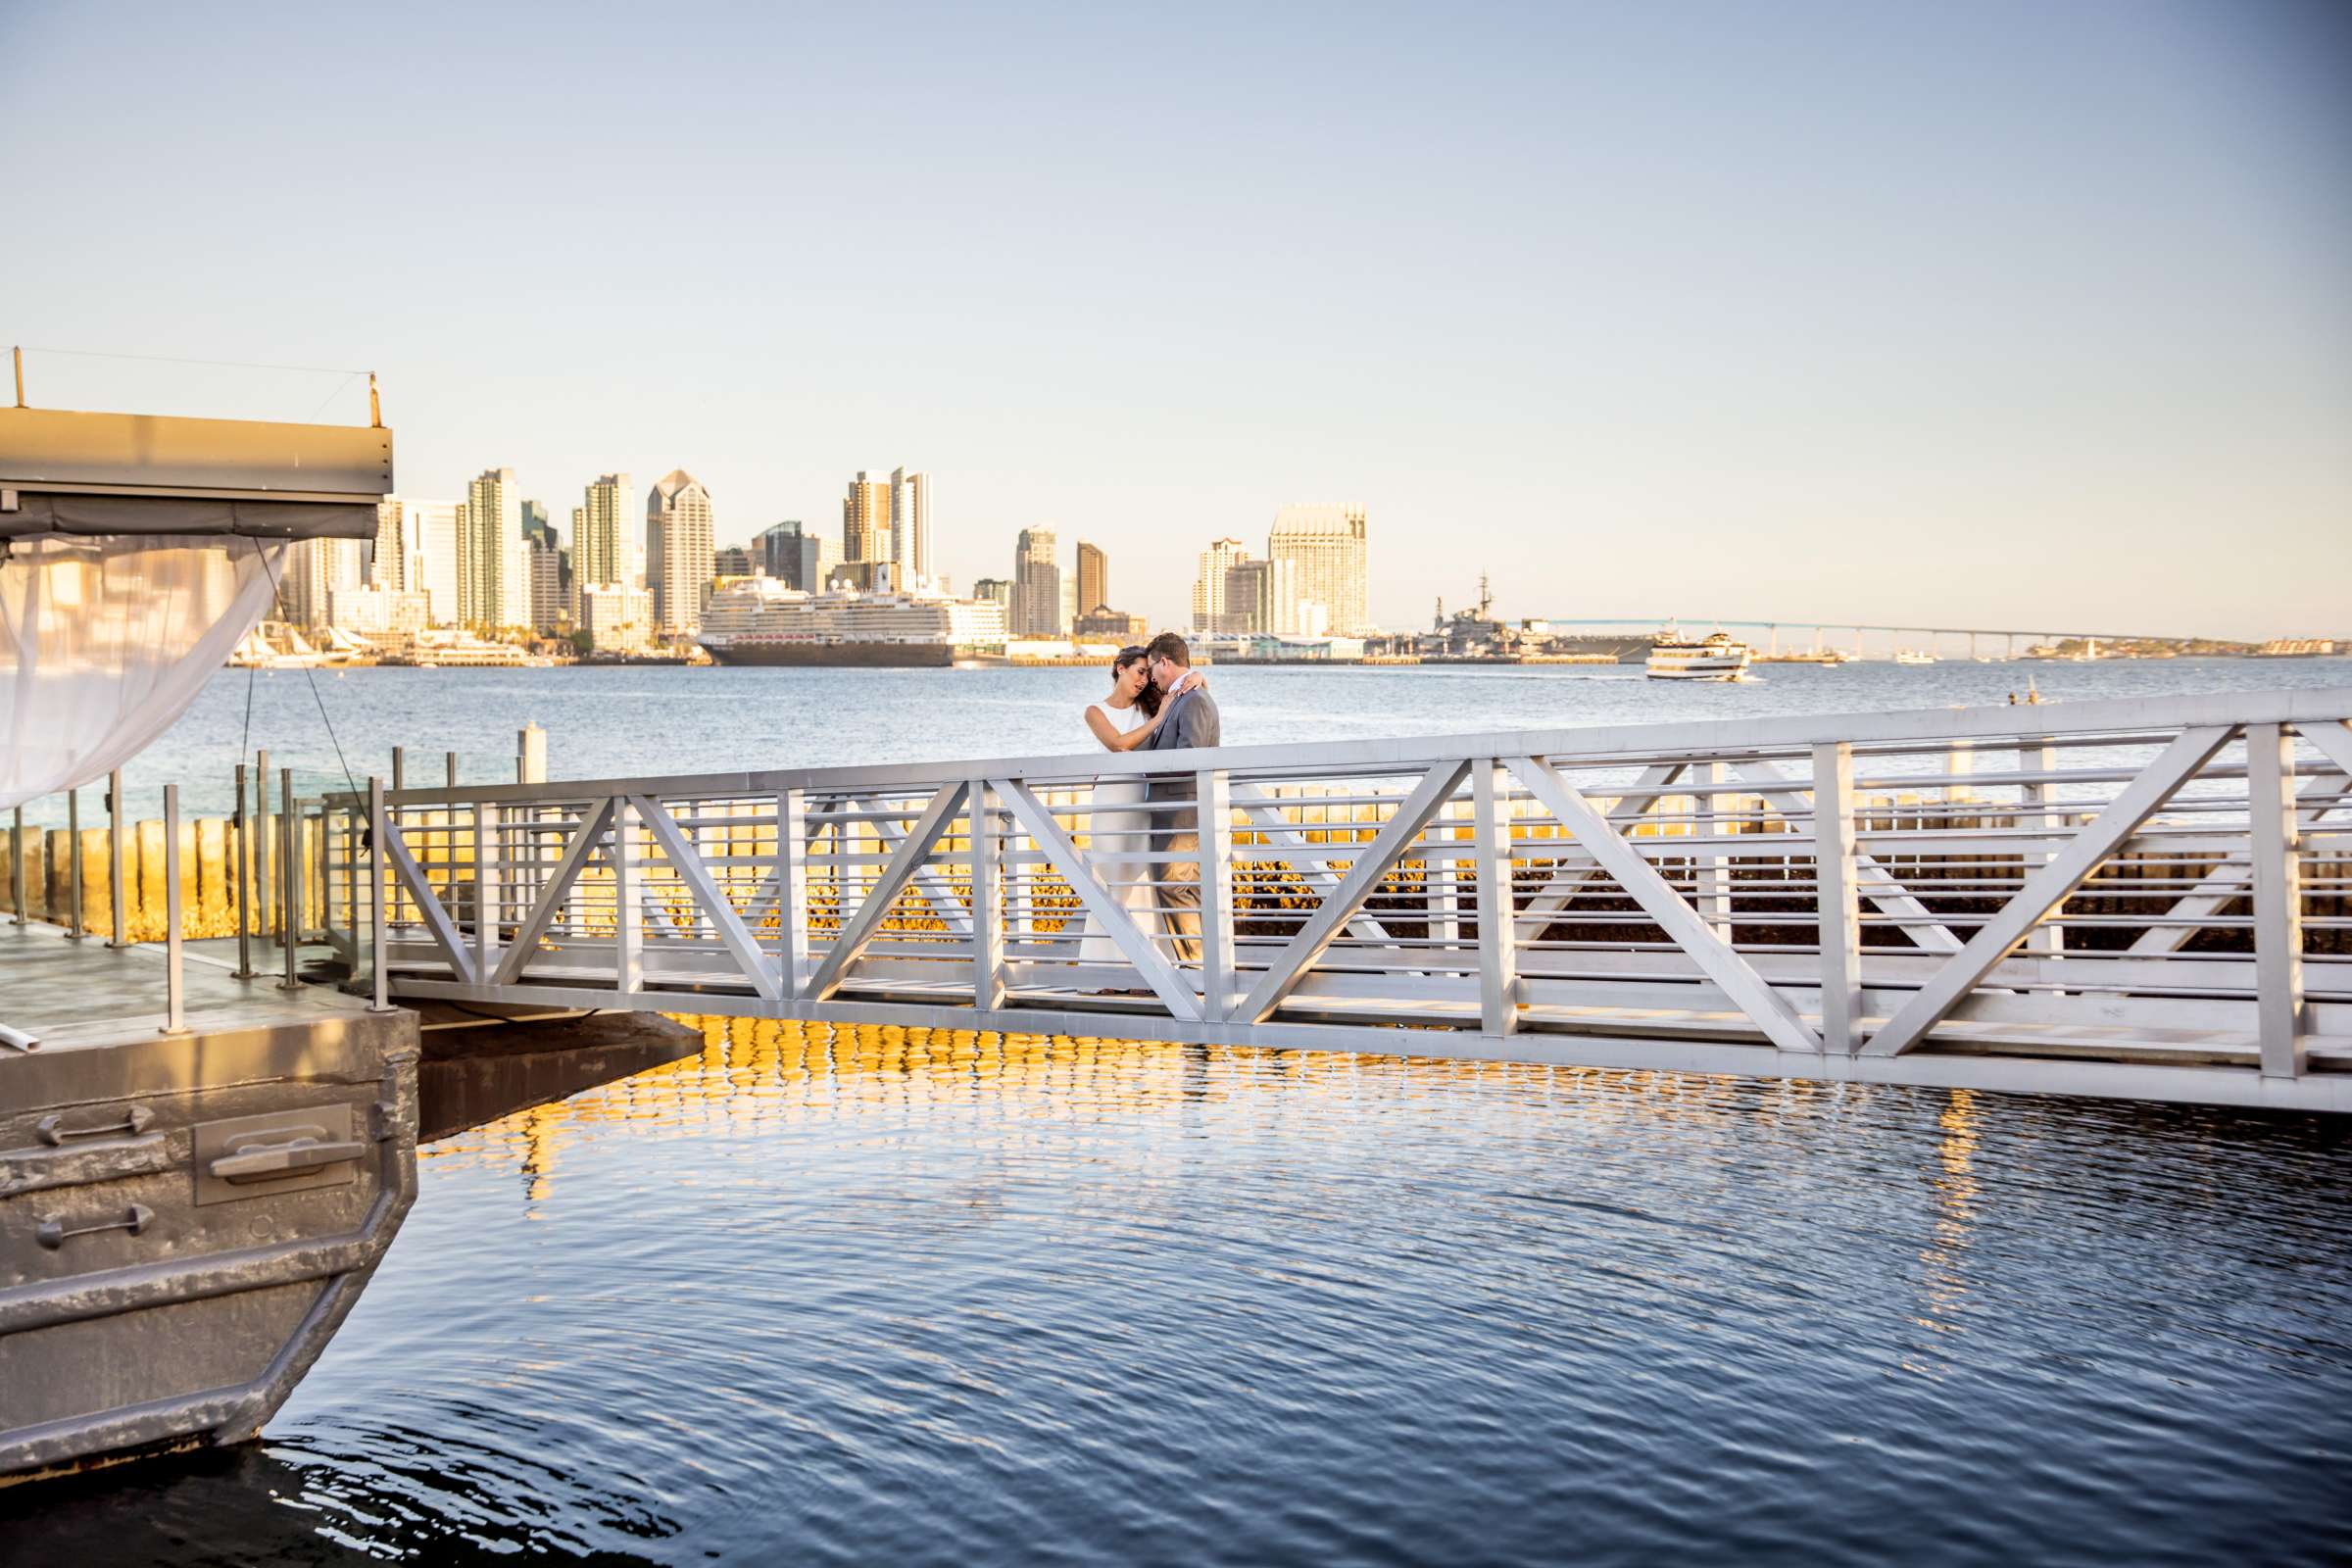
[6,4,2347,639]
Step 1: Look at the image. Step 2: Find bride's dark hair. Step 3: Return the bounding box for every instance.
[1115,645,1161,718]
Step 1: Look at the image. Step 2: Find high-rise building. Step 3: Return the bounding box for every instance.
[756,520,839,591]
[460,467,530,629]
[712,545,754,578]
[1222,557,1303,635]
[1076,540,1107,618]
[646,469,715,636]
[971,576,1013,611]
[1192,537,1250,632]
[573,473,639,600]
[843,471,891,564]
[282,535,369,629]
[1011,527,1061,638]
[528,536,565,632]
[372,498,461,624]
[576,583,654,655]
[520,499,552,545]
[891,468,930,585]
[1269,504,1368,636]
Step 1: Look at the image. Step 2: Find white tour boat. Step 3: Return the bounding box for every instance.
[1645,626,1753,681]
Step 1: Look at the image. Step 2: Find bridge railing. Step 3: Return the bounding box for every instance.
[327,687,2352,1105]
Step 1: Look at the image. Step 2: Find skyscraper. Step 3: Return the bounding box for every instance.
[647,468,715,635]
[1192,537,1250,632]
[528,536,564,632]
[574,473,639,596]
[520,498,551,545]
[1223,557,1303,635]
[757,520,838,591]
[1011,527,1061,638]
[1268,504,1369,636]
[1076,540,1107,615]
[460,467,530,629]
[375,498,460,624]
[281,535,369,629]
[891,468,930,585]
[843,471,891,564]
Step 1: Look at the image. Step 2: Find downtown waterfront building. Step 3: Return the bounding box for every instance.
[843,471,891,564]
[372,498,461,625]
[891,468,930,586]
[1011,527,1061,638]
[460,466,530,630]
[1076,540,1107,619]
[573,472,641,610]
[1191,537,1250,633]
[1268,504,1368,637]
[647,468,715,635]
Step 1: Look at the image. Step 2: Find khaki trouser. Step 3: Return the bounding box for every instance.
[1159,831,1201,962]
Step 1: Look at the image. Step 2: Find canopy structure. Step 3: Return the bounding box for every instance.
[0,402,394,808]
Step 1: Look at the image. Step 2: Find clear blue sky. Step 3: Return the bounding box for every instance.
[4,1,2346,637]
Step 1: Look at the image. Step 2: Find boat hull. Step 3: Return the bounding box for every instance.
[703,641,957,667]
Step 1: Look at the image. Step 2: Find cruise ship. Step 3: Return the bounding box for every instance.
[697,577,1009,666]
[1645,625,1753,681]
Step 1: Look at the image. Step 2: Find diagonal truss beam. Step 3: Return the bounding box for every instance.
[632,795,782,1000]
[1732,759,1964,954]
[1509,757,1821,1054]
[997,779,1202,1021]
[1230,782,1396,950]
[1511,762,1686,942]
[1863,724,2233,1057]
[379,810,478,985]
[804,781,968,1004]
[856,792,973,939]
[492,798,616,985]
[1236,761,1471,1025]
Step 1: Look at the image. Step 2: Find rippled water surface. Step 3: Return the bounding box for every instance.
[12,1024,2348,1565]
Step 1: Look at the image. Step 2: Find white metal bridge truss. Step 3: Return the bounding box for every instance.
[332,689,2352,1112]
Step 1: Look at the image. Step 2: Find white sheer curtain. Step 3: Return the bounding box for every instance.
[0,533,284,808]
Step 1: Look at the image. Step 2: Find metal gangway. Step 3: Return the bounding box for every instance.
[325,688,2352,1113]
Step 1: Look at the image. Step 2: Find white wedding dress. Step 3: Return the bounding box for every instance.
[1075,700,1155,971]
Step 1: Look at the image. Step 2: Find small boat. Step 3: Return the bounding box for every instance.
[1894,649,1936,666]
[1646,625,1752,681]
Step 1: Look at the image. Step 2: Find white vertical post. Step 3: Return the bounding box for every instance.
[2248,723,2306,1078]
[1198,768,1235,1020]
[517,723,546,784]
[255,748,273,937]
[776,789,808,998]
[1694,760,1732,938]
[1473,760,1518,1036]
[2017,737,2062,957]
[969,778,1004,1012]
[613,796,642,994]
[1814,742,1863,1054]
[64,788,83,940]
[160,784,185,1035]
[474,800,500,979]
[279,766,301,989]
[233,763,255,976]
[368,777,393,1011]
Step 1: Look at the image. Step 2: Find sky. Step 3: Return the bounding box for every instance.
[3,0,2347,638]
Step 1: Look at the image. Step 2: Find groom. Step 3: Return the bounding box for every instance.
[1138,630,1220,962]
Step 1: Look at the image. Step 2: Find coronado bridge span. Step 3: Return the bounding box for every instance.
[330,686,2352,1114]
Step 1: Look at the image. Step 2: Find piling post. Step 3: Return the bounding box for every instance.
[105,769,127,947]
[64,789,84,940]
[368,776,394,1012]
[517,724,546,785]
[9,806,23,924]
[390,747,405,791]
[279,766,300,990]
[255,748,273,937]
[160,785,186,1035]
[232,764,256,976]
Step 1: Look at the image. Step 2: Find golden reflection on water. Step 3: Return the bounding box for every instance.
[419,1015,1935,1218]
[1904,1088,1982,1371]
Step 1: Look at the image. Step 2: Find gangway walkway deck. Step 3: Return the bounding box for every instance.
[331,689,2352,1112]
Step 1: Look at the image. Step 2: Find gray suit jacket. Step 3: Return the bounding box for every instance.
[1139,684,1220,840]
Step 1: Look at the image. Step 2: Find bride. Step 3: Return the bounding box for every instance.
[1074,645,1202,982]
